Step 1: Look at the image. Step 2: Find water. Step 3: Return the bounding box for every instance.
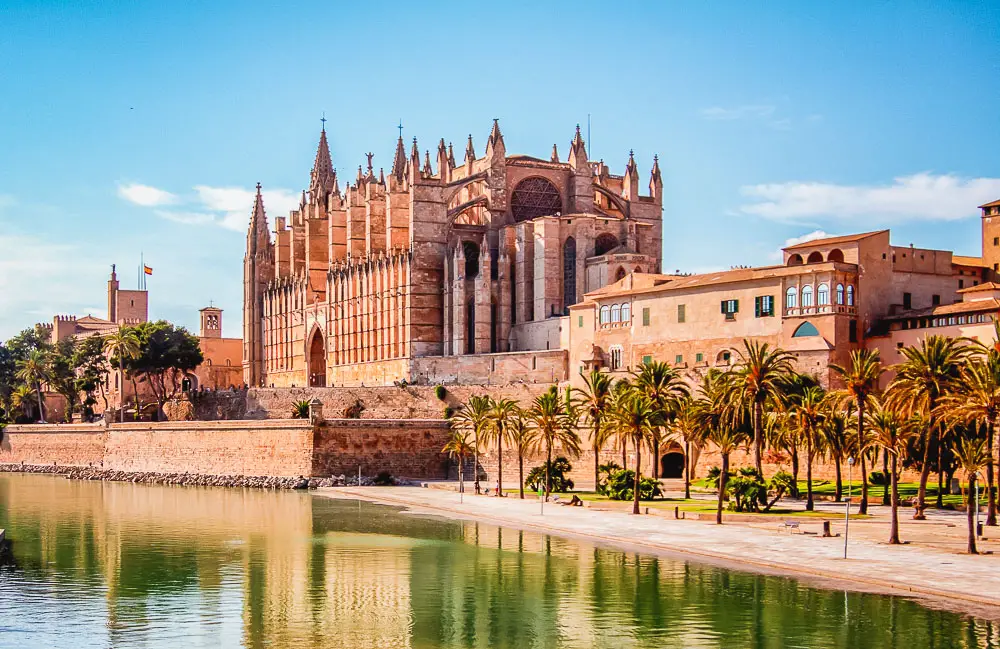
[0,474,995,649]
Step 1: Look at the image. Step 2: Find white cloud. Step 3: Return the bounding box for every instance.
[768,230,833,261]
[739,173,1000,224]
[118,183,177,207]
[700,105,776,121]
[153,210,217,226]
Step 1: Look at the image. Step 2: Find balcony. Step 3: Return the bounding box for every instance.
[784,304,857,317]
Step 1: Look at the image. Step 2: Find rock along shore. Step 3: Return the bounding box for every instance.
[0,463,389,489]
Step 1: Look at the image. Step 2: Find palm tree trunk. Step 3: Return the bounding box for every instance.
[35,384,45,423]
[806,430,814,511]
[518,450,525,499]
[621,437,626,468]
[652,436,659,480]
[119,359,125,423]
[889,454,901,545]
[496,437,503,496]
[989,419,997,527]
[882,449,890,506]
[937,428,945,509]
[684,439,691,500]
[915,421,933,519]
[717,453,729,525]
[834,458,843,502]
[968,475,978,554]
[791,445,800,498]
[545,441,552,501]
[633,434,642,515]
[474,428,480,495]
[858,398,868,514]
[594,435,601,494]
[753,401,764,477]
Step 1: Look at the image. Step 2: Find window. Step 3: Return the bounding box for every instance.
[563,237,577,310]
[993,237,998,246]
[801,285,814,307]
[716,350,732,364]
[785,286,798,309]
[610,304,621,323]
[792,322,820,337]
[696,353,704,363]
[948,316,957,325]
[642,355,652,365]
[849,319,858,343]
[846,285,855,306]
[609,346,623,370]
[903,292,912,310]
[836,284,844,305]
[600,306,610,324]
[817,283,830,306]
[642,307,650,326]
[959,315,967,324]
[621,303,631,323]
[677,304,686,323]
[755,295,774,317]
[959,279,964,289]
[675,354,683,364]
[932,294,941,306]
[578,315,583,328]
[721,299,739,320]
[511,177,562,221]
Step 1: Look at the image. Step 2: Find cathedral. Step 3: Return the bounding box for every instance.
[243,120,663,387]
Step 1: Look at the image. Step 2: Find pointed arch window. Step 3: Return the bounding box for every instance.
[563,237,577,311]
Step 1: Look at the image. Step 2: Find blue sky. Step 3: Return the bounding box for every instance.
[1,1,998,339]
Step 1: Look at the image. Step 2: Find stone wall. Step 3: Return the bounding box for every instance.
[0,423,105,467]
[410,350,567,385]
[312,419,451,479]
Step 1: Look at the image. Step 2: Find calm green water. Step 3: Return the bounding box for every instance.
[0,474,996,648]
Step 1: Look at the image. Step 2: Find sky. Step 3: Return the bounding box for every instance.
[1,1,998,340]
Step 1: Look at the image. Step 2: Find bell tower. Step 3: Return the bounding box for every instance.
[199,306,222,338]
[980,199,1000,278]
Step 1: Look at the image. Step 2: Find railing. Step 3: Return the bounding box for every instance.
[784,304,857,317]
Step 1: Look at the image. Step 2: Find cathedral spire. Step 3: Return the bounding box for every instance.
[569,124,588,170]
[391,135,407,182]
[551,143,559,163]
[310,124,335,197]
[465,134,475,163]
[486,119,505,159]
[423,150,433,176]
[649,154,663,203]
[247,182,271,251]
[447,142,456,169]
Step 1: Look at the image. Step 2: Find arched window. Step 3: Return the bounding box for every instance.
[836,284,845,305]
[563,237,577,310]
[787,254,804,266]
[595,233,619,256]
[785,286,798,309]
[828,249,845,263]
[801,285,814,307]
[634,266,643,274]
[511,177,562,222]
[846,285,855,306]
[817,283,830,305]
[621,303,631,323]
[463,241,480,278]
[716,350,732,365]
[225,359,231,366]
[609,345,623,370]
[807,251,823,263]
[615,267,627,282]
[792,322,821,337]
[611,304,621,323]
[600,305,610,324]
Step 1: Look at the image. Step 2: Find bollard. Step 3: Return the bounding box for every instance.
[675,506,680,519]
[822,521,832,537]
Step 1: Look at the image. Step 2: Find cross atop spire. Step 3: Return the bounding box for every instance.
[320,112,327,131]
[310,125,335,196]
[487,118,504,152]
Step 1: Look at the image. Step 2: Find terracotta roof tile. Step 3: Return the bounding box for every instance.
[958,281,1000,294]
[979,198,1000,209]
[783,230,887,251]
[953,255,986,267]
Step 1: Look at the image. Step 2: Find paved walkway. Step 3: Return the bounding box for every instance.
[318,486,1000,615]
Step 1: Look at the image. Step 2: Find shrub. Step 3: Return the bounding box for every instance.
[596,462,623,495]
[434,385,447,400]
[373,471,394,486]
[525,456,575,493]
[727,467,766,512]
[605,469,662,501]
[343,399,365,419]
[869,470,889,486]
[443,406,454,419]
[291,399,311,419]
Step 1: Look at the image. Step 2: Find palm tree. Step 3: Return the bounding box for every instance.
[790,385,826,511]
[728,340,794,477]
[886,336,969,519]
[609,379,633,467]
[865,399,915,545]
[574,369,613,491]
[485,397,518,496]
[607,387,662,514]
[508,411,536,499]
[822,409,851,501]
[694,372,748,524]
[103,328,140,423]
[830,348,885,515]
[938,353,1000,526]
[670,396,704,499]
[451,394,492,495]
[15,350,48,423]
[526,386,580,500]
[952,434,990,554]
[10,384,36,421]
[632,360,689,479]
[442,428,476,500]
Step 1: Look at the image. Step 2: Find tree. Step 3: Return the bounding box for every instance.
[451,394,492,495]
[103,328,140,423]
[15,350,48,423]
[485,398,518,496]
[789,385,826,511]
[830,348,884,515]
[865,399,915,545]
[526,386,580,500]
[821,409,851,502]
[442,428,476,498]
[0,343,15,423]
[952,434,990,554]
[508,411,536,499]
[670,396,704,499]
[47,338,80,422]
[939,353,1000,526]
[886,336,968,519]
[694,372,748,524]
[574,369,613,492]
[607,386,662,514]
[728,340,794,478]
[128,321,203,421]
[632,360,688,479]
[73,335,111,421]
[10,384,36,422]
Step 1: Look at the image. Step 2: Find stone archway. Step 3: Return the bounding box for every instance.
[307,328,326,387]
[661,451,685,479]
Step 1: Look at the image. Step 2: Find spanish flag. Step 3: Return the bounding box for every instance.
[143,265,153,276]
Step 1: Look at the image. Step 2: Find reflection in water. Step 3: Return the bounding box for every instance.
[0,474,996,648]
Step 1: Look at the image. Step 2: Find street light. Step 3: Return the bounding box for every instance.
[845,456,855,559]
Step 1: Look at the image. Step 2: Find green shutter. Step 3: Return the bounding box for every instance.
[720,300,726,314]
[675,354,683,364]
[642,307,650,326]
[696,352,703,363]
[754,296,761,318]
[642,355,652,365]
[733,299,739,313]
[578,315,583,328]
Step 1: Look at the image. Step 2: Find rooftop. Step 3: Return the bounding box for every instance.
[783,230,887,251]
[979,198,1000,209]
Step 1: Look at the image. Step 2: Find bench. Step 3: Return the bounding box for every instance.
[778,520,801,533]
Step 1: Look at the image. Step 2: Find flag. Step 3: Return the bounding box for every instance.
[143,265,153,276]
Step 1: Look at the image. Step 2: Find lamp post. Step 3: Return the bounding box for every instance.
[845,456,855,559]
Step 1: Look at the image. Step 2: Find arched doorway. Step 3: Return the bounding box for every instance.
[661,451,685,479]
[307,328,326,387]
[466,300,475,354]
[563,237,577,312]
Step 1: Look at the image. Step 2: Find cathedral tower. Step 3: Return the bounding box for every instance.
[243,183,274,387]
